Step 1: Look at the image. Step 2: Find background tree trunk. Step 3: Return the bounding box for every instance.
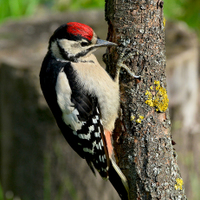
[105,0,187,199]
[0,11,119,200]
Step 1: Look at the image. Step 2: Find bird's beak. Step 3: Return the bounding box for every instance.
[95,39,117,47]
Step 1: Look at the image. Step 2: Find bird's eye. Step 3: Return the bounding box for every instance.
[81,41,89,47]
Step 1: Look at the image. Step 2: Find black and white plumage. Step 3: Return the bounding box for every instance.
[40,22,129,200]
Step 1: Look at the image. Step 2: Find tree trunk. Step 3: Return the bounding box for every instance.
[105,0,187,199]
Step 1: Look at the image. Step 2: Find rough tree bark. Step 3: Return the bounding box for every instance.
[105,0,187,199]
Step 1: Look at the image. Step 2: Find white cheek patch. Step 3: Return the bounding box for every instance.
[59,39,91,56]
[51,39,81,59]
[59,39,79,55]
[51,39,97,59]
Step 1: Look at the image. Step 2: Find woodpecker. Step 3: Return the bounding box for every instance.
[40,22,138,200]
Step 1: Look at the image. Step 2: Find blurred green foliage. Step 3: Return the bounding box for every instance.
[0,0,199,35]
[164,0,200,34]
[0,0,104,24]
[53,0,104,11]
[0,183,19,200]
[0,0,40,23]
[0,183,3,200]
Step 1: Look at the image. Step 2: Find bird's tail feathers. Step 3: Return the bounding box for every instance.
[109,158,129,200]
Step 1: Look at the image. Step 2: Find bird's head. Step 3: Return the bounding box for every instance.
[49,22,116,61]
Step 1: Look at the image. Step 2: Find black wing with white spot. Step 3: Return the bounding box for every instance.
[63,64,110,178]
[40,54,110,178]
[40,52,129,200]
[73,107,110,178]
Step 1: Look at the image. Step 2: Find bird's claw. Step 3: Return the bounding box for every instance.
[116,49,140,79]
